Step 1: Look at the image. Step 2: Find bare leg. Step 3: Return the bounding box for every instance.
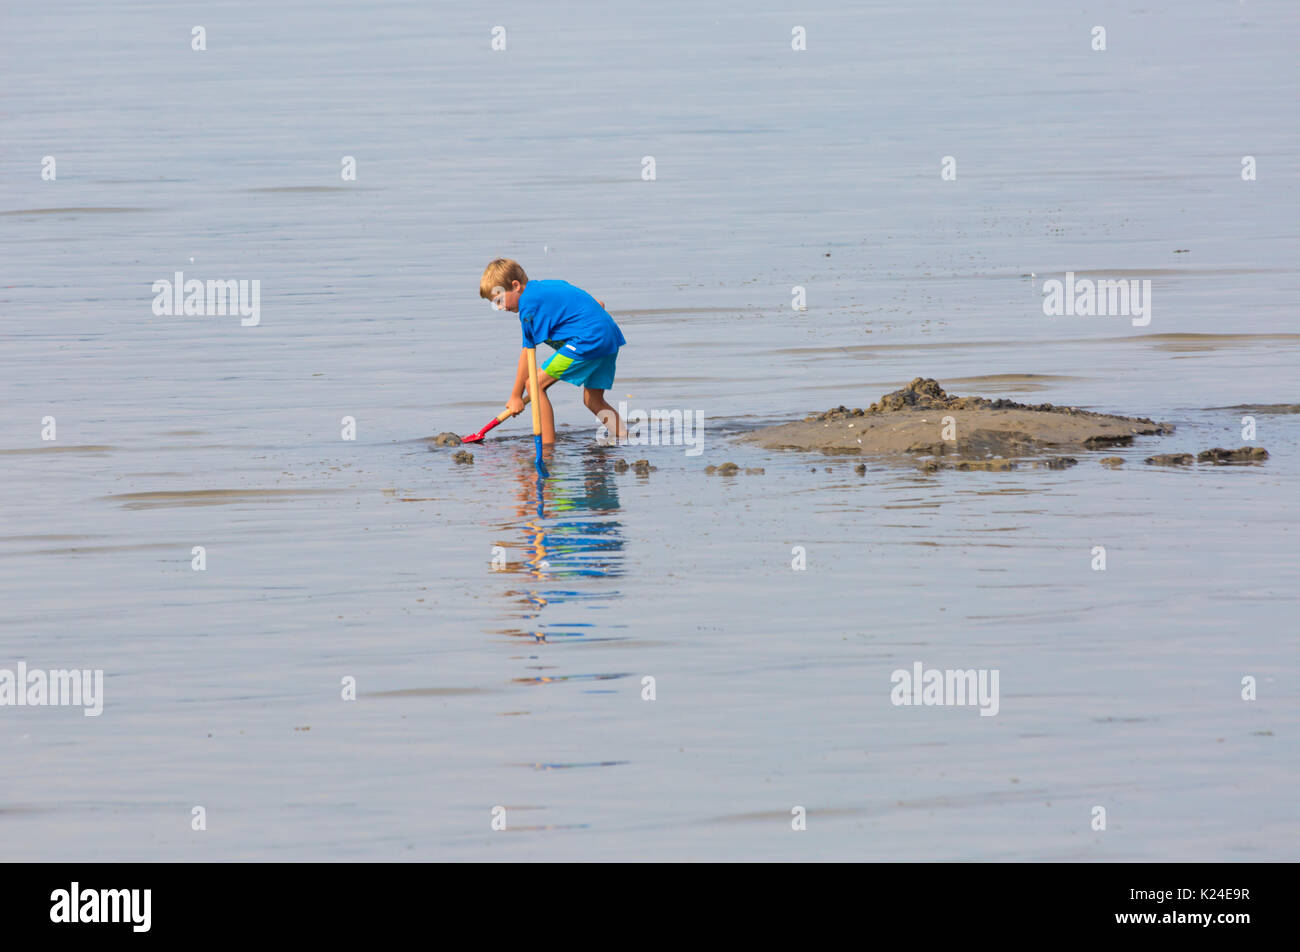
[583,388,628,440]
[529,372,561,444]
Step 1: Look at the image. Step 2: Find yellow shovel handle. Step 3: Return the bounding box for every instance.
[526,348,542,437]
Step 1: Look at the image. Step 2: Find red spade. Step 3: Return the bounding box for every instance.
[461,400,526,443]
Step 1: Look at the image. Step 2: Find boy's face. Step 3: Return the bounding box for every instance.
[490,280,524,312]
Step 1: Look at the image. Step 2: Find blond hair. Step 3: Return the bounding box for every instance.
[479,258,529,300]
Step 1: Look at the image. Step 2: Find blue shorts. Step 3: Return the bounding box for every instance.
[541,349,618,389]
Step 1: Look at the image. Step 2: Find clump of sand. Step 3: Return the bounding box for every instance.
[1147,446,1269,466]
[741,377,1174,461]
[1198,446,1268,464]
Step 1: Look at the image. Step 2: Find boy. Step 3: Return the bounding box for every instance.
[479,258,629,444]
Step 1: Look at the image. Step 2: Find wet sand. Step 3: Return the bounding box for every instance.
[741,378,1173,460]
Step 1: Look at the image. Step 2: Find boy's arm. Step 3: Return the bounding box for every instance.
[505,348,529,414]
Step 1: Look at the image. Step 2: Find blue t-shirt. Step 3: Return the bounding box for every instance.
[518,280,626,359]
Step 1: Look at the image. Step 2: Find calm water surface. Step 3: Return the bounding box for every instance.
[1,0,1297,860]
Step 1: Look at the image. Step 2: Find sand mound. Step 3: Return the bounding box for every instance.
[740,377,1174,459]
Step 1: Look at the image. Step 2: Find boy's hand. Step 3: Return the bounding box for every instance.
[505,395,525,417]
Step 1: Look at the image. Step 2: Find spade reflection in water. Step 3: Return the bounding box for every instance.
[494,445,627,650]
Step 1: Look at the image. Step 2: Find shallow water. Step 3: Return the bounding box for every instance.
[2,0,1298,860]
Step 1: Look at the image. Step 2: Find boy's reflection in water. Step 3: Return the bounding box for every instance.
[495,446,625,646]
